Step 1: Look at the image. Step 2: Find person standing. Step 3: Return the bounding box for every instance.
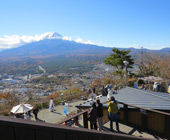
[96,99,103,131]
[107,89,113,100]
[26,111,32,120]
[93,87,96,94]
[33,107,39,121]
[89,90,96,100]
[49,98,54,112]
[88,102,97,130]
[88,89,92,94]
[108,96,119,132]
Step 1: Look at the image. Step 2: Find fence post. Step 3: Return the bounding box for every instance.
[142,113,147,130]
[165,115,170,139]
[83,112,88,128]
[124,104,128,124]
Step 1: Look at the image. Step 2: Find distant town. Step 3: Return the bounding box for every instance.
[0,63,118,104]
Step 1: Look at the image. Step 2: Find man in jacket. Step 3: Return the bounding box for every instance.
[96,99,103,131]
[108,96,119,132]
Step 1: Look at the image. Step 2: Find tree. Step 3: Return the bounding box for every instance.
[138,53,170,79]
[0,91,20,107]
[104,48,134,70]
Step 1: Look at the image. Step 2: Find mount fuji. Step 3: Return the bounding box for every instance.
[0,32,169,74]
[0,32,111,59]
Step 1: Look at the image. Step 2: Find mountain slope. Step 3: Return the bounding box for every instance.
[0,39,112,59]
[0,34,170,74]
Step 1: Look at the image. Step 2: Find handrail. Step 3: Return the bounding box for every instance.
[58,99,109,126]
[57,109,89,125]
[69,98,170,139]
[118,101,170,139]
[0,116,151,140]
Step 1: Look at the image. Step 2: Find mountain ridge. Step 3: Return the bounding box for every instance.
[0,35,169,74]
[0,38,112,59]
[0,36,170,59]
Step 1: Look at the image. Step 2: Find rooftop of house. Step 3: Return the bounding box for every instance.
[77,87,170,111]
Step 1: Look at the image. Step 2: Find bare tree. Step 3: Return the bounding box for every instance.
[0,91,20,107]
[137,52,170,79]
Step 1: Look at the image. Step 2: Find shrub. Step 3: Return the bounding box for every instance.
[42,102,49,108]
[35,104,43,109]
[54,98,60,105]
[128,81,134,87]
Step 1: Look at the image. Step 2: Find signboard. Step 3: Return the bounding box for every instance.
[64,103,68,114]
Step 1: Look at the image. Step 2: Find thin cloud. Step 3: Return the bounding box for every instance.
[62,36,72,41]
[0,33,100,50]
[0,32,73,50]
[75,37,95,45]
[151,44,158,46]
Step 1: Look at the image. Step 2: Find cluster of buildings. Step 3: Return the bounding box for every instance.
[0,64,115,104]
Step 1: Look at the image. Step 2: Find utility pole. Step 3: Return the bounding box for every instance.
[141,47,144,65]
[123,60,129,87]
[141,47,144,76]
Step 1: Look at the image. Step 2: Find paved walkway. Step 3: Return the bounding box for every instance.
[103,122,167,140]
[31,100,84,124]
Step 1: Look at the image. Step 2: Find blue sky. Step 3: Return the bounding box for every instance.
[0,0,170,50]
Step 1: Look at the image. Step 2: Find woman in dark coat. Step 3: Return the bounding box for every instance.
[88,102,97,130]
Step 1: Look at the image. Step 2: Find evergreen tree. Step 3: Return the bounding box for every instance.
[104,48,134,69]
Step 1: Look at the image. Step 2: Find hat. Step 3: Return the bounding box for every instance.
[111,96,115,101]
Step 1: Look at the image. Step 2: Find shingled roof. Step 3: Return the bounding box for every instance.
[77,87,170,111]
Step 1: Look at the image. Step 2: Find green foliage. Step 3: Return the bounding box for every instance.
[41,56,93,74]
[35,104,43,109]
[42,102,49,108]
[112,70,125,79]
[53,98,61,105]
[31,75,68,84]
[128,81,134,87]
[0,55,100,74]
[0,58,42,75]
[104,48,134,69]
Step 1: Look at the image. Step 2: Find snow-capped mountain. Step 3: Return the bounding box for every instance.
[41,32,62,39]
[0,37,111,58]
[0,32,63,51]
[0,32,169,60]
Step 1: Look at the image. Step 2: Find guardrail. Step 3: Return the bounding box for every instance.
[60,99,170,139]
[1,93,169,139]
[57,98,108,128]
[0,115,151,140]
[118,102,170,139]
[57,109,89,128]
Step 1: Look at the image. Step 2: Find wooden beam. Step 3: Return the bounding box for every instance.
[165,115,170,139]
[124,104,128,124]
[83,112,88,128]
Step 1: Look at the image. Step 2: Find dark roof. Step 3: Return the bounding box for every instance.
[77,87,170,111]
